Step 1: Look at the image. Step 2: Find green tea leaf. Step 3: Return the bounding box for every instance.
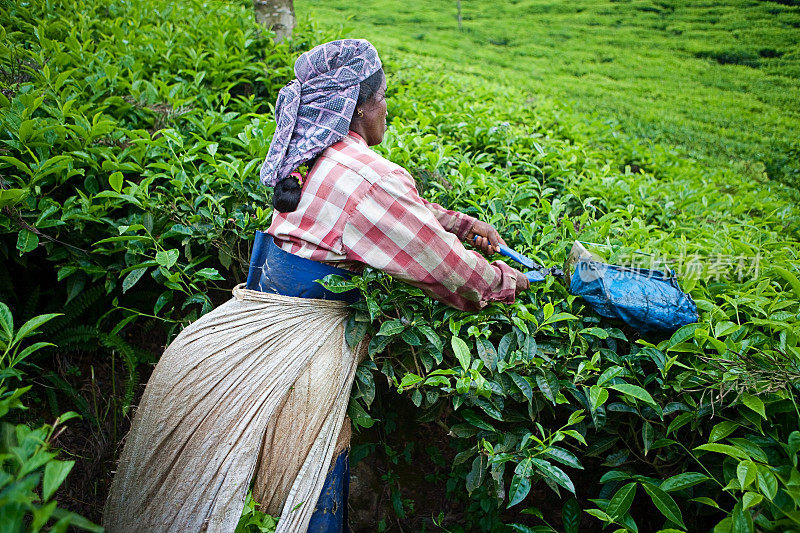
[13,313,61,344]
[731,501,754,533]
[377,319,405,337]
[509,372,533,403]
[666,323,704,349]
[397,373,423,391]
[109,171,123,192]
[43,460,75,501]
[194,268,224,280]
[462,410,495,432]
[561,498,581,533]
[17,229,39,254]
[476,338,498,372]
[466,455,487,495]
[666,412,694,436]
[507,474,532,508]
[714,321,739,337]
[418,325,443,351]
[544,446,583,470]
[709,421,739,443]
[772,266,800,299]
[691,497,721,509]
[741,492,762,510]
[347,398,374,429]
[737,460,756,489]
[660,472,711,492]
[609,383,658,410]
[536,371,559,403]
[531,458,575,494]
[642,421,654,455]
[607,482,636,519]
[597,365,624,386]
[755,466,778,500]
[0,188,27,208]
[155,249,179,269]
[641,482,685,529]
[588,385,609,411]
[0,302,14,340]
[122,268,147,293]
[694,443,750,461]
[451,335,471,372]
[739,393,766,419]
[345,317,368,348]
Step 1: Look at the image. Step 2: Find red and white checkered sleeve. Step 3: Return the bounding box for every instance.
[420,198,477,240]
[341,169,518,311]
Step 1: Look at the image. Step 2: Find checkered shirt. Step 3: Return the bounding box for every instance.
[268,132,518,311]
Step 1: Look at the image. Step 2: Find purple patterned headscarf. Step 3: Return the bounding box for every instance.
[259,39,383,187]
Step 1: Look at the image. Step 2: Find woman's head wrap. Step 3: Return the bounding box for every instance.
[259,39,383,187]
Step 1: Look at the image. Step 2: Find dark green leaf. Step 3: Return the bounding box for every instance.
[345,316,368,348]
[461,410,495,432]
[508,474,532,508]
[609,384,659,411]
[607,482,636,519]
[544,446,583,470]
[0,302,13,340]
[368,335,392,357]
[641,482,685,529]
[666,412,694,436]
[660,472,711,492]
[452,335,471,371]
[466,455,488,495]
[122,268,147,293]
[509,372,533,403]
[561,498,581,533]
[418,325,443,351]
[739,393,766,420]
[476,338,498,372]
[17,229,39,254]
[531,458,575,494]
[347,399,374,429]
[377,319,405,337]
[597,365,624,386]
[536,370,559,403]
[642,421,654,455]
[709,421,739,443]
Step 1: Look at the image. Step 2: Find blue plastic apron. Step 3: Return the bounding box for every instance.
[246,231,356,532]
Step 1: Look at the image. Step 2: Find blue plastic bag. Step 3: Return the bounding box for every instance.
[569,259,698,335]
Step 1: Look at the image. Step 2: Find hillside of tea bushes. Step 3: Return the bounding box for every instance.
[305,0,800,189]
[1,0,799,531]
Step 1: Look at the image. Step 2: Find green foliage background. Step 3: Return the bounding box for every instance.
[0,0,799,531]
[306,0,800,188]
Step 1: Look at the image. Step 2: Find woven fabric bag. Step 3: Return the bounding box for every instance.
[104,285,366,532]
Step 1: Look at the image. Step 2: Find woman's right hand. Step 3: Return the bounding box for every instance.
[515,270,530,295]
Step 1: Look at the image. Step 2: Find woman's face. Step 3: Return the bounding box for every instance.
[358,76,388,146]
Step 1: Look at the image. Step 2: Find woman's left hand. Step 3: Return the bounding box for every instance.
[467,220,506,256]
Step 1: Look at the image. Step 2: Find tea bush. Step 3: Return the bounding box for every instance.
[326,66,800,532]
[0,303,101,531]
[1,0,799,531]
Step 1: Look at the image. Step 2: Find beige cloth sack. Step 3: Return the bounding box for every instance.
[104,285,366,532]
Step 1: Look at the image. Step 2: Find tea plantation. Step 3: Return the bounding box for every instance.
[1,0,799,532]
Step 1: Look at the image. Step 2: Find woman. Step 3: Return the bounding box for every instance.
[104,39,528,533]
